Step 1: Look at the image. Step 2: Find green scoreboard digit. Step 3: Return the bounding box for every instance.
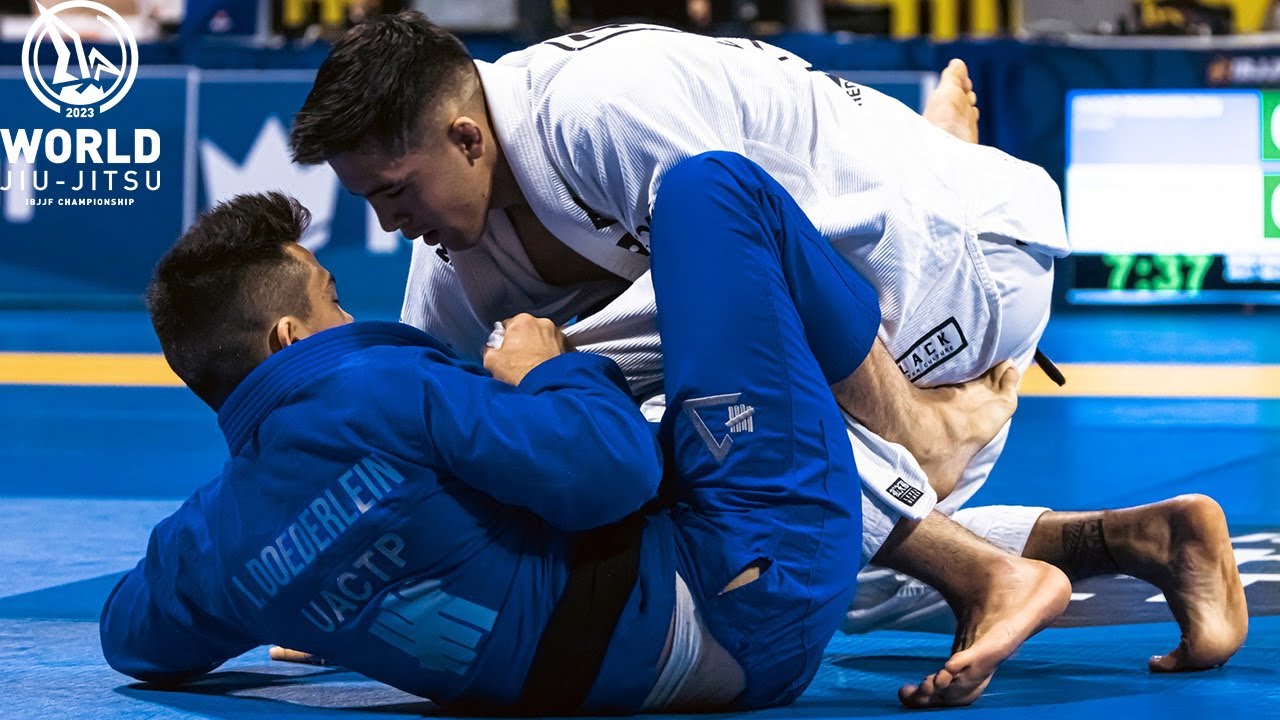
[1067,90,1280,305]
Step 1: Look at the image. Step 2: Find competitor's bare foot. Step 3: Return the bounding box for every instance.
[1110,495,1248,671]
[923,59,980,144]
[831,342,1017,500]
[910,361,1019,500]
[1023,495,1248,672]
[899,556,1070,708]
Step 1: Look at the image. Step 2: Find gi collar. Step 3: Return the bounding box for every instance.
[217,321,454,456]
[473,60,650,282]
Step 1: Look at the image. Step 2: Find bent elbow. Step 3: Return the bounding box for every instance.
[549,456,661,532]
[100,636,208,686]
[99,576,210,686]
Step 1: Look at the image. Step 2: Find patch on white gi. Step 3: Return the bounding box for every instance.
[886,478,924,507]
[896,318,969,382]
[684,393,754,463]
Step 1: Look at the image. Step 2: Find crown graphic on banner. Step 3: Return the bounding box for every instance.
[200,116,341,251]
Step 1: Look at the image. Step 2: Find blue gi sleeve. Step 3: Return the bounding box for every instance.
[100,510,257,684]
[420,351,663,531]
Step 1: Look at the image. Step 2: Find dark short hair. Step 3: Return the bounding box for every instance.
[291,11,474,165]
[148,192,313,410]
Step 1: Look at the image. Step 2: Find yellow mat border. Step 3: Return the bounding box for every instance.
[1,353,1279,398]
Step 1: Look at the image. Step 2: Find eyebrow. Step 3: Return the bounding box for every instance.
[356,182,396,199]
[325,271,338,289]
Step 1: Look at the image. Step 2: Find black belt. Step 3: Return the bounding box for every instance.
[1034,348,1067,387]
[517,513,646,715]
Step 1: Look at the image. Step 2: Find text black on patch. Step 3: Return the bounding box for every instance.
[895,317,969,382]
[887,478,923,507]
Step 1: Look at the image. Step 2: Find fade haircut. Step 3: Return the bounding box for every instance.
[147,192,313,411]
[290,11,475,165]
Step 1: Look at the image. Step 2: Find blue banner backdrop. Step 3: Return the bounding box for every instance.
[3,33,1278,313]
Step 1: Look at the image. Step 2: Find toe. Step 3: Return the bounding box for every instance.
[943,58,967,83]
[899,674,940,709]
[1150,641,1196,672]
[941,670,992,707]
[943,647,980,676]
[983,360,1018,392]
[994,361,1019,394]
[1149,651,1182,673]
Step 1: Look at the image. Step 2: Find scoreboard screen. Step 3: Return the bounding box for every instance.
[1065,90,1280,304]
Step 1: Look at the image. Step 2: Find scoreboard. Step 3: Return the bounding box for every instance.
[1066,90,1280,305]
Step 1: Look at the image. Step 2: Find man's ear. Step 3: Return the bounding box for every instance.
[449,116,485,161]
[268,316,310,354]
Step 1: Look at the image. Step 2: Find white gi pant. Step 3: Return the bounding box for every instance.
[842,235,1054,635]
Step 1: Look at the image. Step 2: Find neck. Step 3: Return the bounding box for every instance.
[470,75,525,211]
[489,148,526,210]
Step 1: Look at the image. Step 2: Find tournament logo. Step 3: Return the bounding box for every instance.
[2,0,156,212]
[21,1,139,115]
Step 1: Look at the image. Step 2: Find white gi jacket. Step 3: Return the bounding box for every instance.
[401,25,1070,557]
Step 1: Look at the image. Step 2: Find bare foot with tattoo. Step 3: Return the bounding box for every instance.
[924,59,980,144]
[1022,494,1247,671]
[875,512,1071,708]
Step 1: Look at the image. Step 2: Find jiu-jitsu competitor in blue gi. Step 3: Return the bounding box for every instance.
[101,153,899,713]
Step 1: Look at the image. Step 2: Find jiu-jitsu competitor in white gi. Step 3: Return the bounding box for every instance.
[290,15,1247,707]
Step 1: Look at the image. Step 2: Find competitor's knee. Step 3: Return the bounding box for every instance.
[651,152,769,243]
[657,151,760,199]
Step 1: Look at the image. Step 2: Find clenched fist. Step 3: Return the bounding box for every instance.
[483,313,568,385]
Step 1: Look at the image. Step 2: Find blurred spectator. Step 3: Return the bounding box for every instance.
[274,0,406,40]
[182,0,257,37]
[1020,0,1270,36]
[413,0,520,32]
[562,0,788,32]
[0,0,173,41]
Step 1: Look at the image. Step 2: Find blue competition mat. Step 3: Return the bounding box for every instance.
[1,309,1277,718]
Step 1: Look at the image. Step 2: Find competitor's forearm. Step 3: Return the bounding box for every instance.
[427,353,663,531]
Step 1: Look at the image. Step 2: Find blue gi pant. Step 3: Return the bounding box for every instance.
[651,152,880,709]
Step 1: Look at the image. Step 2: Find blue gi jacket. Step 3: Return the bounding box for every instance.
[100,321,677,712]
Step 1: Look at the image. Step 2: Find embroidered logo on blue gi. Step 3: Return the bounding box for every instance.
[896,317,969,382]
[683,393,755,463]
[368,577,497,676]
